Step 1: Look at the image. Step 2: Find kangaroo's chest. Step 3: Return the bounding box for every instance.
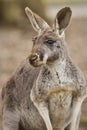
[34,65,76,104]
[30,66,76,129]
[34,68,74,128]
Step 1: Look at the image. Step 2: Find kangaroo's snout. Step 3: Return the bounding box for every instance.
[29,53,47,67]
[29,53,39,65]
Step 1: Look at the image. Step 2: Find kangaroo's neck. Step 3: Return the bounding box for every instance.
[38,58,67,84]
[46,59,67,77]
[52,59,66,73]
[35,57,74,91]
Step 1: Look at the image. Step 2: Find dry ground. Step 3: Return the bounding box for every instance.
[0,19,87,130]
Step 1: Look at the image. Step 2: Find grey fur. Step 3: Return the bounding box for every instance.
[1,7,87,130]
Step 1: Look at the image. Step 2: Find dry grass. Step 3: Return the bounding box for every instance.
[0,18,87,129]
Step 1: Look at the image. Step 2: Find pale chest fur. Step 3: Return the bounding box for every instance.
[35,59,75,98]
[50,60,74,86]
[32,61,74,106]
[30,60,78,129]
[33,60,74,128]
[41,60,75,128]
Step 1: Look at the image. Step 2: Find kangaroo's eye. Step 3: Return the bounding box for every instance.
[45,40,56,45]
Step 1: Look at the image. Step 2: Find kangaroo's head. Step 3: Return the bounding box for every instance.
[25,7,72,67]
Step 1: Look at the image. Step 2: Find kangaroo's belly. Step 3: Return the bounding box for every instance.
[48,91,73,129]
[20,91,73,130]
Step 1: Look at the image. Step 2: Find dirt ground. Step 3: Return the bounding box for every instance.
[0,18,87,130]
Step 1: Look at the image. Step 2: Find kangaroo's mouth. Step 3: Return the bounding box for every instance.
[30,60,43,67]
[29,53,48,67]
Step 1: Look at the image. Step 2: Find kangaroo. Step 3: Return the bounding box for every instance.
[1,7,87,130]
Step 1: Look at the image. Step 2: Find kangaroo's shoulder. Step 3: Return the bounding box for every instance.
[66,57,86,85]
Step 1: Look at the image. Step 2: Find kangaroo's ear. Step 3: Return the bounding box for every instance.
[25,7,49,33]
[53,7,72,35]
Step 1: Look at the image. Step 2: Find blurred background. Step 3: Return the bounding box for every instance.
[0,0,87,130]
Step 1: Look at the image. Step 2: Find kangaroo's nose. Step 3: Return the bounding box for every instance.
[29,53,38,64]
